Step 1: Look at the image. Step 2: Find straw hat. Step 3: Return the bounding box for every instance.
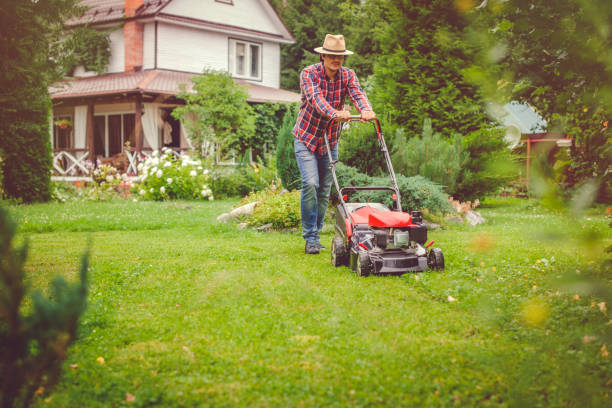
[314,34,354,56]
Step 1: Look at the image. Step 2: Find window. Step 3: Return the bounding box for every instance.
[93,113,135,157]
[53,115,73,149]
[229,39,262,81]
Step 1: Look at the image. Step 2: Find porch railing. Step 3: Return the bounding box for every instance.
[52,149,91,177]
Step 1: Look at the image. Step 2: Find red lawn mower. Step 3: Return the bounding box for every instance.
[324,116,444,276]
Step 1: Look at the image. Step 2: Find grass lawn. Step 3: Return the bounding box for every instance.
[8,198,611,407]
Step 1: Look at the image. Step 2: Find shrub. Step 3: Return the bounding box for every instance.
[251,103,288,163]
[0,206,89,407]
[391,118,467,194]
[338,118,387,176]
[87,164,127,201]
[241,185,301,229]
[132,148,213,201]
[210,156,278,198]
[276,105,301,191]
[334,163,452,214]
[454,127,518,201]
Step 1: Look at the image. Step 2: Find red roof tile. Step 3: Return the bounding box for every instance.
[50,69,301,104]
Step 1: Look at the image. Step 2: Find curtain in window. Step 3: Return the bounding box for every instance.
[74,106,87,149]
[180,122,192,149]
[142,103,160,151]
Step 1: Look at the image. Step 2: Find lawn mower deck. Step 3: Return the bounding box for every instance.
[331,202,444,276]
[323,116,444,277]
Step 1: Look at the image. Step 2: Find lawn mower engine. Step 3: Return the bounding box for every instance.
[331,202,444,277]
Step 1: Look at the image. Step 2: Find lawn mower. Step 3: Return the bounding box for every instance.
[324,116,444,276]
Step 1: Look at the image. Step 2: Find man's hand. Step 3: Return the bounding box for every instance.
[334,110,351,122]
[360,110,376,122]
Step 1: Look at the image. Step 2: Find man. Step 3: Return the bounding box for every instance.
[293,34,376,255]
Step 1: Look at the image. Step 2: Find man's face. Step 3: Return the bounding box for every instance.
[321,54,345,74]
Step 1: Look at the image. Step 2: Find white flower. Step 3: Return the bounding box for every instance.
[203,169,209,175]
[137,163,144,171]
[190,170,197,177]
[202,184,208,189]
[149,188,154,193]
[106,175,113,183]
[139,189,146,196]
[156,170,163,178]
[152,150,159,157]
[160,186,165,194]
[162,147,171,153]
[166,178,173,184]
[201,190,207,196]
[181,161,189,167]
[163,161,172,168]
[121,173,128,180]
[140,174,147,182]
[150,166,158,175]
[208,196,214,201]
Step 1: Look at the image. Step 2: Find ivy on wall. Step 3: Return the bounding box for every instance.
[61,25,112,75]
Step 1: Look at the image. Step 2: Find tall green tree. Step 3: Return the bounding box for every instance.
[173,70,256,160]
[465,0,612,200]
[0,0,83,202]
[268,0,362,92]
[368,0,489,137]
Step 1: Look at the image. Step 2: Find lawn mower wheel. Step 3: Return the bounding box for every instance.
[428,248,445,270]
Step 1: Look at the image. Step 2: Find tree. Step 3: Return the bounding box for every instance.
[173,70,256,160]
[465,0,612,200]
[0,0,83,202]
[367,0,490,138]
[0,207,89,407]
[275,105,301,190]
[268,0,361,92]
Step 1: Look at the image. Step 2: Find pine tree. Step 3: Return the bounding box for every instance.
[0,207,89,407]
[276,106,301,190]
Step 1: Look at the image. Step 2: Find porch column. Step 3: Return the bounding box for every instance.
[135,94,143,152]
[87,104,95,162]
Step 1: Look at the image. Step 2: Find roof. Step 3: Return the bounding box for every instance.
[503,101,547,133]
[49,69,301,104]
[69,0,294,43]
[69,0,171,26]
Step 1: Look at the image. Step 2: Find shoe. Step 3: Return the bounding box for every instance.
[305,242,320,255]
[316,242,326,250]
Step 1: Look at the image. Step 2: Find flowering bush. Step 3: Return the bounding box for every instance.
[132,148,213,201]
[88,164,127,200]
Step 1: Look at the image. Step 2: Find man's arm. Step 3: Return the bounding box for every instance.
[346,70,376,122]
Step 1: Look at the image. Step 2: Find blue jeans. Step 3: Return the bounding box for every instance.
[294,138,338,244]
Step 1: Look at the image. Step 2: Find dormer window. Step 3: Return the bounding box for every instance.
[229,38,262,81]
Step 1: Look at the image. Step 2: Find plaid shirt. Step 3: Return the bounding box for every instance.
[293,63,372,155]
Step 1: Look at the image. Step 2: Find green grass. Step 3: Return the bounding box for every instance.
[7,198,611,407]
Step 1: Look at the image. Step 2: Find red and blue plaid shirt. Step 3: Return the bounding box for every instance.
[293,63,372,155]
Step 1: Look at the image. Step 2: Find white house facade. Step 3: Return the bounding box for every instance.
[50,0,299,177]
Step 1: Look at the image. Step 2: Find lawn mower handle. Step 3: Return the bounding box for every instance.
[323,115,403,218]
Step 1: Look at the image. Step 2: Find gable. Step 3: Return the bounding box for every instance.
[160,0,292,41]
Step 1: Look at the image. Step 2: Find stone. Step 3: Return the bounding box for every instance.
[423,220,440,230]
[465,210,486,226]
[255,223,273,231]
[446,216,464,225]
[216,213,231,223]
[237,223,248,230]
[229,201,258,218]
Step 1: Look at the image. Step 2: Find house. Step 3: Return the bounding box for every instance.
[50,0,299,177]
